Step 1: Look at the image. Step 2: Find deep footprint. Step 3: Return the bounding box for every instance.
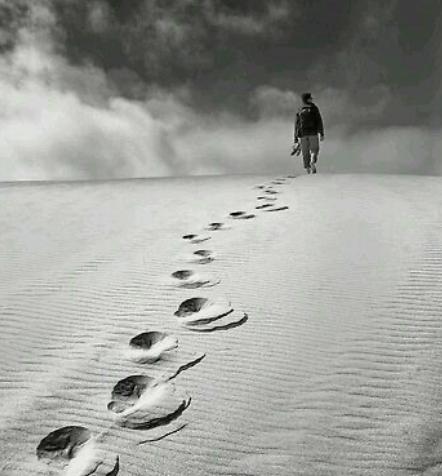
[174,297,233,325]
[256,204,273,210]
[108,375,156,413]
[37,426,91,462]
[108,378,190,430]
[126,332,178,363]
[36,426,113,475]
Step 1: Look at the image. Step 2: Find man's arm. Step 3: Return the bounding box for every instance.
[294,113,300,142]
[315,106,324,138]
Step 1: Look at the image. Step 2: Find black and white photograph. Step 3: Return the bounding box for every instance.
[1,1,442,475]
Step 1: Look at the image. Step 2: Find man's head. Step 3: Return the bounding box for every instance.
[301,92,313,104]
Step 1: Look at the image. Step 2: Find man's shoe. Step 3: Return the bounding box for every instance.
[306,167,311,174]
[311,163,317,174]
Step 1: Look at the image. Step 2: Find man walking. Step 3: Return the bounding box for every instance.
[293,92,324,174]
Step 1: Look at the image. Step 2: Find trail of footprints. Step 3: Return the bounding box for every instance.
[36,176,293,475]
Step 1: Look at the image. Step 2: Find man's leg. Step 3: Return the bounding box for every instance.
[300,137,311,173]
[309,135,320,174]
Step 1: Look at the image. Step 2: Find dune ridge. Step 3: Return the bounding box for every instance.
[1,174,442,474]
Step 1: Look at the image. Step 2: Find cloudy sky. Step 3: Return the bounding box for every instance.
[1,0,442,181]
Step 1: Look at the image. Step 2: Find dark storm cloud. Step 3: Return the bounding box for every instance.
[48,0,442,127]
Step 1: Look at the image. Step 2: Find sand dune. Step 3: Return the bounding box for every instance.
[1,174,442,475]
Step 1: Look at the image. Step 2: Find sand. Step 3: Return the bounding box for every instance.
[1,174,442,475]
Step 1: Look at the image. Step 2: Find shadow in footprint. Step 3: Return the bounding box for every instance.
[37,426,91,462]
[256,204,273,210]
[167,353,206,381]
[137,424,187,445]
[124,398,191,431]
[174,297,233,325]
[127,332,178,364]
[264,190,279,195]
[186,313,248,333]
[107,457,120,476]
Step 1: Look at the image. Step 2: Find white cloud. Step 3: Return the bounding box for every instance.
[252,86,299,117]
[87,1,113,34]
[204,1,290,35]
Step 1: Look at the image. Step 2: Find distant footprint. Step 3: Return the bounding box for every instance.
[264,189,279,195]
[257,196,277,201]
[264,206,289,212]
[254,185,266,190]
[182,234,211,244]
[174,297,233,326]
[206,222,230,231]
[126,332,178,364]
[108,376,190,430]
[256,204,273,210]
[37,426,119,475]
[229,211,255,220]
[170,269,220,288]
[188,249,215,264]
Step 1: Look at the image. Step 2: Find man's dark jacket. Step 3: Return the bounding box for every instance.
[294,103,324,140]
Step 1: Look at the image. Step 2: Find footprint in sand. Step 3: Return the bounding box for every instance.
[229,211,256,220]
[257,196,277,201]
[170,269,220,288]
[256,203,273,210]
[254,185,266,190]
[182,234,211,244]
[187,249,216,264]
[174,297,248,332]
[126,331,178,364]
[174,297,233,325]
[108,376,190,430]
[264,189,279,195]
[205,222,230,231]
[36,426,119,475]
[263,206,289,212]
